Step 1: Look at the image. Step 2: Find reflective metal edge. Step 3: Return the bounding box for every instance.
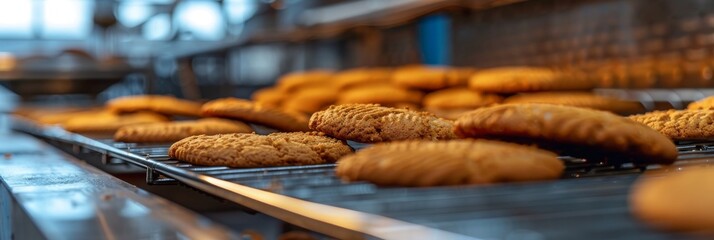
[0,132,238,240]
[14,120,476,240]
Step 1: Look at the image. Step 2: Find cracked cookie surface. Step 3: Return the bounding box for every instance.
[169,132,352,167]
[309,104,457,143]
[629,110,714,140]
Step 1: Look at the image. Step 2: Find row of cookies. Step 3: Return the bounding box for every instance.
[18,95,200,133]
[193,96,714,236]
[169,102,677,186]
[18,95,255,142]
[36,95,689,234]
[253,66,644,120]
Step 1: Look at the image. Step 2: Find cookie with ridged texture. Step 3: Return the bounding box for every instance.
[630,166,714,235]
[251,87,286,108]
[469,67,595,93]
[309,104,457,143]
[687,96,714,110]
[63,111,169,133]
[201,98,309,132]
[392,66,473,90]
[336,84,423,105]
[168,132,352,167]
[336,139,564,187]
[114,118,253,143]
[504,92,644,114]
[107,95,202,117]
[455,104,677,165]
[275,70,334,93]
[629,110,714,140]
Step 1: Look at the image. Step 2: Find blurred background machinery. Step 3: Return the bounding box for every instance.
[2,0,714,106]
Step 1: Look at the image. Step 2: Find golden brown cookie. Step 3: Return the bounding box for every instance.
[687,96,714,110]
[392,66,474,90]
[114,118,253,143]
[275,70,334,93]
[168,132,352,167]
[309,104,457,143]
[454,104,677,165]
[469,67,595,93]
[107,95,202,117]
[201,98,309,132]
[628,110,714,140]
[630,166,714,235]
[424,88,502,109]
[31,108,112,125]
[336,84,423,106]
[422,88,502,119]
[333,68,392,90]
[63,111,169,133]
[504,92,644,115]
[251,87,286,108]
[281,85,338,114]
[422,108,470,120]
[336,139,563,187]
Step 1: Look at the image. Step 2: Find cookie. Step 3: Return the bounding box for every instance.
[504,92,644,114]
[168,132,352,167]
[336,139,564,186]
[275,70,334,93]
[63,111,169,133]
[422,88,502,119]
[336,84,423,105]
[630,166,714,234]
[469,67,595,93]
[423,88,502,110]
[201,98,309,132]
[114,118,253,143]
[107,95,202,117]
[251,87,286,108]
[687,96,714,110]
[309,104,457,143]
[454,104,677,165]
[628,110,714,140]
[333,68,392,90]
[392,66,473,90]
[422,108,471,120]
[281,85,338,114]
[33,108,112,125]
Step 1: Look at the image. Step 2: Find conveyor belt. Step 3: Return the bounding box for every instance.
[16,120,710,239]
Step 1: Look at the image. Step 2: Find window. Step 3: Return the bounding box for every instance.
[0,1,33,38]
[0,0,93,39]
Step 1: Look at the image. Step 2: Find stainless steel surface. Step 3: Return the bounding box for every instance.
[0,59,140,98]
[0,86,18,133]
[15,114,714,240]
[0,132,238,240]
[14,120,475,239]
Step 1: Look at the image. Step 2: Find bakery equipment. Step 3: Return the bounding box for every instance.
[6,0,714,239]
[11,107,713,239]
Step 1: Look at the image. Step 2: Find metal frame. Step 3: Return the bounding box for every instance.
[13,120,471,240]
[14,112,714,239]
